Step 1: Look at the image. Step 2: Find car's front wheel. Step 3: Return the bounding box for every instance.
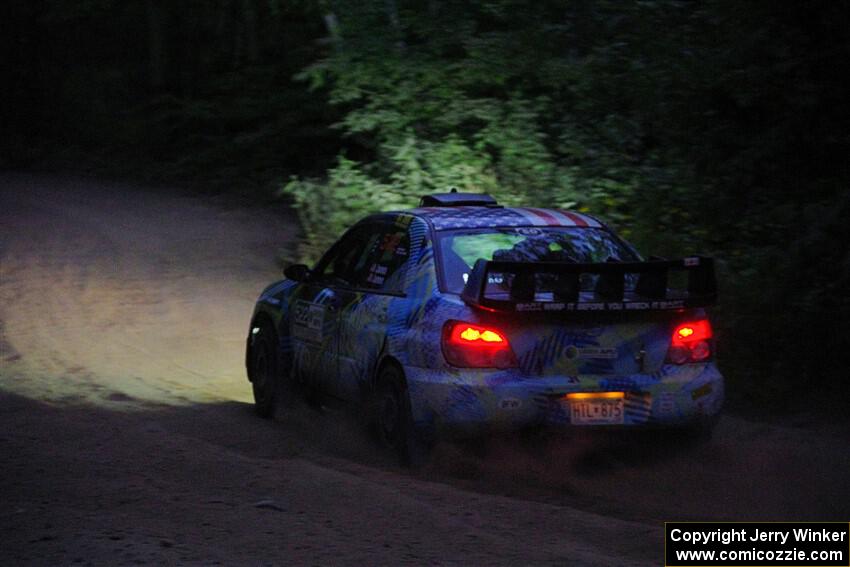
[250,323,281,418]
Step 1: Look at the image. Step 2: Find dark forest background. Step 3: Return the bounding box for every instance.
[3,0,849,414]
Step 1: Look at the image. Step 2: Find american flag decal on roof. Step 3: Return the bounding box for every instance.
[409,206,602,231]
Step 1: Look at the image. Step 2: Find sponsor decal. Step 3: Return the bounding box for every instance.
[654,300,685,309]
[569,300,685,311]
[393,214,413,229]
[691,383,713,400]
[658,392,676,415]
[515,227,543,236]
[499,398,522,410]
[366,263,388,286]
[577,347,617,359]
[511,300,689,312]
[292,300,324,342]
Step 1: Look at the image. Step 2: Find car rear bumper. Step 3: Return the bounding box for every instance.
[404,362,724,436]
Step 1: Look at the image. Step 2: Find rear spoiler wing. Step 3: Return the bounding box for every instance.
[460,256,716,313]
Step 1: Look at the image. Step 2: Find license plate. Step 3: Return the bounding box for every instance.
[567,393,625,425]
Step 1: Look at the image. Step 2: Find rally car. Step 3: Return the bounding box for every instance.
[246,192,723,462]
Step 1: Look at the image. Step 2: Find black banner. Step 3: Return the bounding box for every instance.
[665,522,849,566]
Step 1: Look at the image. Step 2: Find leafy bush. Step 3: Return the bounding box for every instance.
[281,157,417,264]
[280,0,850,411]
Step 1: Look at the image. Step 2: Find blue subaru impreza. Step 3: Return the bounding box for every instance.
[246,192,723,462]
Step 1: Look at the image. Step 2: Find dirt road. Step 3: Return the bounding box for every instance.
[1,173,848,565]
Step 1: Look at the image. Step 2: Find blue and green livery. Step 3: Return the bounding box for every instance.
[246,193,724,461]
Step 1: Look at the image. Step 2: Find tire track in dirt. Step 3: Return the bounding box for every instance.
[0,173,294,406]
[1,173,847,566]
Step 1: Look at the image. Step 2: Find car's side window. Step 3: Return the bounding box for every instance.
[311,226,374,286]
[347,224,410,292]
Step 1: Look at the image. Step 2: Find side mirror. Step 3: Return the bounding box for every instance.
[284,263,310,282]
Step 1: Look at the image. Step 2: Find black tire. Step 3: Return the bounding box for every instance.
[374,363,431,467]
[250,323,280,419]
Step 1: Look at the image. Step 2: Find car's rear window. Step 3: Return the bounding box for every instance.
[437,227,638,293]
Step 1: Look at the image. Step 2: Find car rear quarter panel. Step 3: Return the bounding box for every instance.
[390,227,724,432]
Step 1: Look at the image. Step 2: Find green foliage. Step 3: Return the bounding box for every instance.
[9,0,848,410]
[284,1,720,253]
[281,0,850,409]
[282,157,418,264]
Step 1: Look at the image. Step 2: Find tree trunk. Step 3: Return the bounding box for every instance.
[385,0,405,51]
[244,0,259,63]
[323,12,340,42]
[146,0,166,89]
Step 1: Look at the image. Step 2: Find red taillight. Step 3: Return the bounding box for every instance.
[666,319,713,364]
[442,321,517,368]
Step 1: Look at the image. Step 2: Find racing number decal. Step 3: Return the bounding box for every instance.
[292,300,325,342]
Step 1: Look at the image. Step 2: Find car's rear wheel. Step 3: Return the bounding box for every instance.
[374,363,430,467]
[250,323,281,418]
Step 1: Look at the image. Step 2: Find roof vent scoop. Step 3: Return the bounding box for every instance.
[419,191,500,207]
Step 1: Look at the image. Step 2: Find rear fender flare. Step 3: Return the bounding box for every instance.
[370,339,403,393]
